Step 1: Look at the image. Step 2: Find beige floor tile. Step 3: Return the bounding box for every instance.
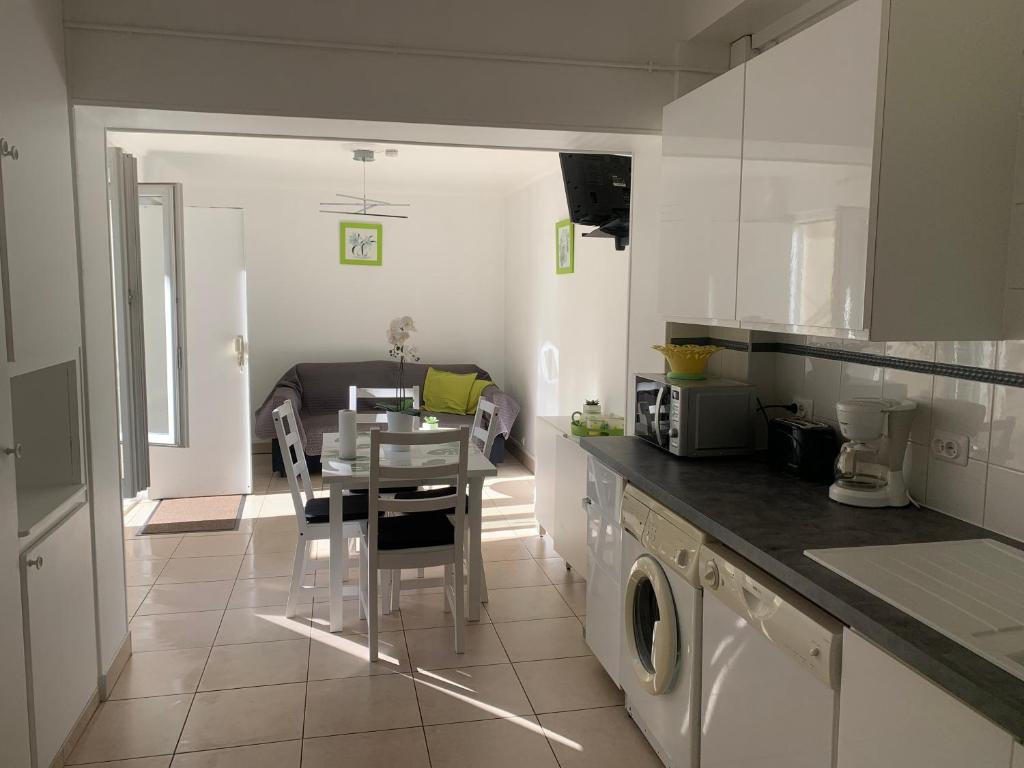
[178,683,305,752]
[246,529,297,554]
[137,581,234,616]
[169,740,300,768]
[130,611,223,652]
[125,559,168,587]
[308,630,409,680]
[537,556,585,585]
[424,716,559,768]
[482,538,532,562]
[236,551,296,579]
[484,559,551,588]
[393,588,490,631]
[301,727,429,768]
[228,576,308,608]
[483,586,574,622]
[309,599,403,635]
[413,663,533,725]
[404,624,508,670]
[539,706,663,768]
[199,639,309,690]
[485,477,536,502]
[493,617,590,662]
[158,556,243,584]
[253,515,297,534]
[521,535,558,559]
[74,758,171,768]
[515,657,622,714]
[215,605,310,645]
[111,648,210,699]
[173,534,251,559]
[126,586,151,618]
[303,675,421,737]
[555,582,587,616]
[125,537,182,561]
[67,695,191,764]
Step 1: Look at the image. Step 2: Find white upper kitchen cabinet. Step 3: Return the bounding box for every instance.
[0,0,83,375]
[659,65,744,324]
[837,629,1014,768]
[1015,742,1024,768]
[733,0,1020,340]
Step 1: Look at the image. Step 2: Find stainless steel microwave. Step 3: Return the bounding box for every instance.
[633,374,754,457]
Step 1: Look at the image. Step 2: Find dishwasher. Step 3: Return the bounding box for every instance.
[698,542,843,768]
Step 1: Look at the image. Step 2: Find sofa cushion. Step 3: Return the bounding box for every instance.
[423,367,478,414]
[467,378,494,414]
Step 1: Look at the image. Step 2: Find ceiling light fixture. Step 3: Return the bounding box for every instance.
[319,148,410,219]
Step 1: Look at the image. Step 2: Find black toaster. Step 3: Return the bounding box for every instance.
[767,417,839,482]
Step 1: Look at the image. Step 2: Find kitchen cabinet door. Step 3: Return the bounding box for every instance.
[553,434,589,573]
[533,418,559,537]
[1015,742,1024,768]
[0,0,82,375]
[23,503,98,768]
[659,65,744,322]
[837,630,1013,768]
[736,0,880,332]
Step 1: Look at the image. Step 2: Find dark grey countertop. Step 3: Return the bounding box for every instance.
[579,436,1024,740]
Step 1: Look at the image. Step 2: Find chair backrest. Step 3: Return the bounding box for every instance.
[271,400,316,532]
[366,427,470,554]
[471,399,500,457]
[349,385,421,413]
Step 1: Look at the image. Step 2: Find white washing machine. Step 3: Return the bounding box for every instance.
[583,456,625,687]
[620,484,708,768]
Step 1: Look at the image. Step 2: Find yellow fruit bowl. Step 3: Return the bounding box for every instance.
[652,344,721,381]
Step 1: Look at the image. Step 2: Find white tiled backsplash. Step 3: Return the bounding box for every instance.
[675,326,1024,544]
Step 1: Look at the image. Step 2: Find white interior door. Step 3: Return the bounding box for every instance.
[149,207,250,498]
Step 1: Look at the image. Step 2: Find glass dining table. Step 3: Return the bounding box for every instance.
[319,426,497,632]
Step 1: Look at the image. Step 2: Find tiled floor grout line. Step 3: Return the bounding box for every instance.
[170,604,230,758]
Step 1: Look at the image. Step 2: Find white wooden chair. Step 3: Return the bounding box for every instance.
[349,385,421,413]
[386,400,499,600]
[471,399,501,458]
[272,400,367,618]
[361,426,470,660]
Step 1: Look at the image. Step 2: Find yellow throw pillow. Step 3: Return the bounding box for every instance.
[423,368,478,415]
[466,378,494,414]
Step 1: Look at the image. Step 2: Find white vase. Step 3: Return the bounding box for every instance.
[385,411,415,452]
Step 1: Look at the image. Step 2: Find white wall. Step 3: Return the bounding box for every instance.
[140,155,507,413]
[503,168,630,455]
[62,0,722,134]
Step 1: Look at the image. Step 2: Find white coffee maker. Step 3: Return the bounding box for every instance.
[829,398,917,508]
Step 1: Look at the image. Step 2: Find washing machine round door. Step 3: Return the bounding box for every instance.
[623,554,679,695]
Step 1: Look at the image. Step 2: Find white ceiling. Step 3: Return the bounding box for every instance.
[108,132,561,195]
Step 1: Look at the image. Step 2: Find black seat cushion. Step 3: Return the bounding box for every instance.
[365,512,455,550]
[394,486,468,513]
[349,486,420,495]
[303,493,370,525]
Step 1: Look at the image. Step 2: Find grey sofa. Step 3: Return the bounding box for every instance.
[254,360,520,475]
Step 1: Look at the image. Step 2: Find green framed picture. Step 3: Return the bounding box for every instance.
[340,222,383,266]
[555,219,574,275]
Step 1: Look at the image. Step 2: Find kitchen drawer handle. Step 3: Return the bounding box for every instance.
[26,556,43,570]
[3,443,22,458]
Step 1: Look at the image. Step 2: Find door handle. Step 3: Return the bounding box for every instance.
[26,556,42,570]
[653,387,666,447]
[2,443,21,458]
[234,335,247,370]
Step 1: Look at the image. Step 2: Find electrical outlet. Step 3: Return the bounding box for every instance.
[793,398,813,419]
[931,430,969,466]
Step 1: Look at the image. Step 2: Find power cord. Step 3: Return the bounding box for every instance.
[755,398,799,431]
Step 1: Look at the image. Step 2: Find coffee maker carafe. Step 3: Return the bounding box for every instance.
[829,398,917,508]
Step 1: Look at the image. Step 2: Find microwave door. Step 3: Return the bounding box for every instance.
[635,381,661,441]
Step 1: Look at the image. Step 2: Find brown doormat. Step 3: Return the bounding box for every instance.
[141,495,245,535]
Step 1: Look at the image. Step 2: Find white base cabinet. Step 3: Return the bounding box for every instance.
[837,630,1013,768]
[22,503,98,768]
[533,417,589,572]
